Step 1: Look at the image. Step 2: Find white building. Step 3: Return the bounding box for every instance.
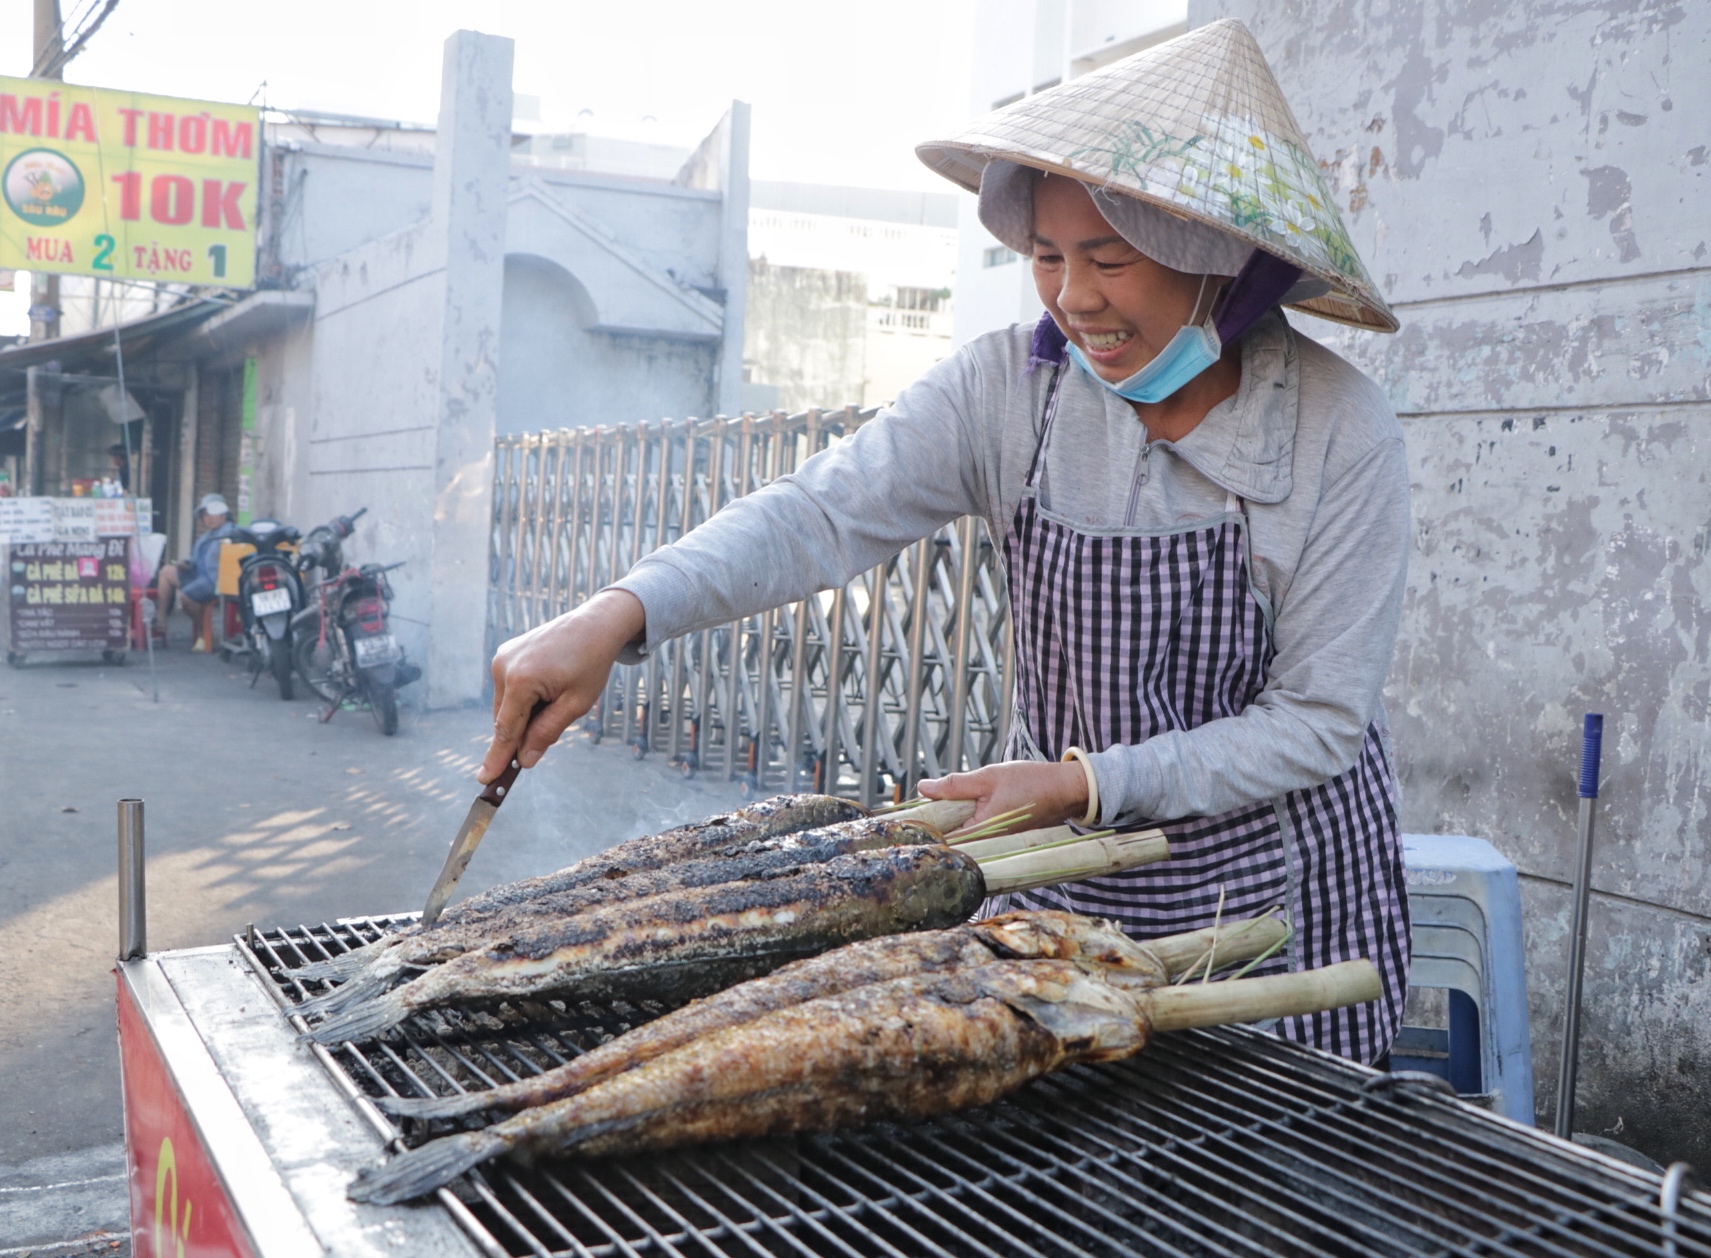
[0,33,750,709]
[745,182,957,410]
[952,0,1189,345]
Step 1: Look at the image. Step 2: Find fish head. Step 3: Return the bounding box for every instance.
[884,846,987,927]
[973,911,1169,983]
[973,959,1153,1062]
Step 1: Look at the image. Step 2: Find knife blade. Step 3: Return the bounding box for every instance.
[421,756,523,927]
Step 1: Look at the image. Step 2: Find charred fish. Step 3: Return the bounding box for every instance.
[306,843,986,1045]
[349,954,1379,1203]
[296,793,865,984]
[377,910,1287,1121]
[297,817,944,1018]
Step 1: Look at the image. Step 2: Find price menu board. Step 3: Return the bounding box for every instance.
[7,537,129,655]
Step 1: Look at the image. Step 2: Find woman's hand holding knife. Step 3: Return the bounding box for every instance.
[479,589,647,785]
[479,587,1092,835]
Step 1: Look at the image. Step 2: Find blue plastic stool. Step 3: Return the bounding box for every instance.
[1394,834,1535,1125]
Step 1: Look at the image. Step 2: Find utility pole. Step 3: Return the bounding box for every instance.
[24,0,64,494]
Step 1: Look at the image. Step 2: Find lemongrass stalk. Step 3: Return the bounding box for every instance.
[881,799,976,833]
[1194,887,1228,985]
[869,796,924,816]
[1144,960,1380,1032]
[1169,907,1282,985]
[1227,929,1292,981]
[978,831,1170,894]
[946,805,1037,843]
[1144,914,1288,980]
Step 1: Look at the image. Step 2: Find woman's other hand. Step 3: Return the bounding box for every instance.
[917,760,1090,833]
[479,590,646,784]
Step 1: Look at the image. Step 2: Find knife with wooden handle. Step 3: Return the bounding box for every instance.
[420,755,523,927]
[422,698,548,926]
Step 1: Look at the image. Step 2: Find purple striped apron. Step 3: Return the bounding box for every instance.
[999,367,1411,1064]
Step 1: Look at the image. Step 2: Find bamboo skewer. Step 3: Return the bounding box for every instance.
[978,831,1172,893]
[1143,959,1380,1031]
[955,825,1118,861]
[1142,914,1289,979]
[883,798,977,832]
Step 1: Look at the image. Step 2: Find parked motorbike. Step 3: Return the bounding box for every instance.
[289,508,420,735]
[228,518,305,699]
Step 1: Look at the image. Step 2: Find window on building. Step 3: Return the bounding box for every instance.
[992,91,1024,110]
[895,287,946,312]
[982,246,1019,268]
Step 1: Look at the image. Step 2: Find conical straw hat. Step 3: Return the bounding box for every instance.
[918,19,1396,332]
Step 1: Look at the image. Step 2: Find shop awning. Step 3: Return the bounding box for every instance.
[0,299,229,376]
[0,290,312,410]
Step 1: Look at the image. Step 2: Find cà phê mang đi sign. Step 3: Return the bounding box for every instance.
[0,76,258,288]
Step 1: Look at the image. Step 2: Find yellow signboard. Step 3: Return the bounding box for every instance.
[0,76,258,288]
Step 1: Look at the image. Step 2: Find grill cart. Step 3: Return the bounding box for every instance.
[115,806,1709,1258]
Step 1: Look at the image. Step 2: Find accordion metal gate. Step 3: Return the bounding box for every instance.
[488,410,1015,806]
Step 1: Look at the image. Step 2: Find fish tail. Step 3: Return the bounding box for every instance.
[373,1091,491,1121]
[306,988,411,1044]
[293,947,377,982]
[293,965,397,1017]
[347,1129,510,1205]
[294,934,407,981]
[291,959,345,982]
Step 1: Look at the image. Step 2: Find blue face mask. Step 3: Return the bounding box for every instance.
[1067,275,1223,404]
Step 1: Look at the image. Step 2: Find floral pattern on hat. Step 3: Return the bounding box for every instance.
[917,18,1397,331]
[1070,113,1370,294]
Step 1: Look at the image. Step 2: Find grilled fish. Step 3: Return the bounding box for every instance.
[348,954,1379,1204]
[306,843,986,1045]
[297,817,944,1018]
[376,910,1287,1121]
[295,793,865,984]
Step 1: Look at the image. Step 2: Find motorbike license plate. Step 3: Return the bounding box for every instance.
[353,634,402,667]
[251,588,293,617]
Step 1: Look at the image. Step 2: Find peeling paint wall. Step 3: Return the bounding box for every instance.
[1191,0,1711,1163]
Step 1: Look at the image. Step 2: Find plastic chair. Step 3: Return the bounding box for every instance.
[1394,834,1535,1125]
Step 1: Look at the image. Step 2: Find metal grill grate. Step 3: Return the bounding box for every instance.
[240,917,1711,1258]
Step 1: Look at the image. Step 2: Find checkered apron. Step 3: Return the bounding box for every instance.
[998,368,1410,1063]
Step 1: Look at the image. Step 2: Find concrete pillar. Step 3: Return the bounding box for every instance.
[423,29,513,708]
[714,103,751,418]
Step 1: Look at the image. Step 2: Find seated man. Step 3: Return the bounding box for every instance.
[156,494,236,650]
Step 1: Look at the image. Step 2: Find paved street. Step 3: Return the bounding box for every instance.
[0,621,747,1251]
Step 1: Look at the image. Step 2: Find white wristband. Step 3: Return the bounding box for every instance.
[1061,746,1100,828]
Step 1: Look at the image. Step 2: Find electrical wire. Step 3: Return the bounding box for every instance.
[29,0,123,79]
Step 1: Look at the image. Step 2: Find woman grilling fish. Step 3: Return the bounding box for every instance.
[479,20,1411,1064]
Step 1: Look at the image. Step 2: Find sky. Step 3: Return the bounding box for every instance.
[6,0,978,188]
[3,0,979,333]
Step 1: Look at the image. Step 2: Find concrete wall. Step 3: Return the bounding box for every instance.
[299,216,445,684]
[246,55,745,705]
[269,146,435,272]
[497,254,718,432]
[1191,0,1710,1164]
[288,31,513,710]
[743,260,869,413]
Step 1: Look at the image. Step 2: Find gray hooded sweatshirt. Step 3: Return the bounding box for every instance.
[614,310,1408,828]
